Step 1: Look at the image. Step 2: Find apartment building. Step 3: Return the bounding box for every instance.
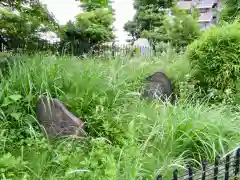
[177,0,221,30]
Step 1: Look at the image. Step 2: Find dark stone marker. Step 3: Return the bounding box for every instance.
[142,72,175,104]
[36,95,86,138]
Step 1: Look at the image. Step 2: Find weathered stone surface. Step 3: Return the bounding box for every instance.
[141,72,175,104]
[36,95,86,138]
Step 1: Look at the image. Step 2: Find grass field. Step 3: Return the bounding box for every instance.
[0,52,239,179]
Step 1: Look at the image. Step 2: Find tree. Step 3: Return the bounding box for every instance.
[0,0,27,9]
[79,0,112,11]
[123,20,140,43]
[164,7,200,50]
[59,0,114,55]
[0,1,58,52]
[138,5,169,43]
[124,0,174,43]
[75,9,114,43]
[133,0,174,9]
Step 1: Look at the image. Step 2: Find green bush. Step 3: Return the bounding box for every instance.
[186,22,240,103]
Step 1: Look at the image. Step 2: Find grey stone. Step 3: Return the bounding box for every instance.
[141,72,176,104]
[36,95,86,138]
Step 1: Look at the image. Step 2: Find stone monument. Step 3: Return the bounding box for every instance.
[141,72,175,104]
[36,95,86,138]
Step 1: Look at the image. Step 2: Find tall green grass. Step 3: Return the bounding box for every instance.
[0,53,239,179]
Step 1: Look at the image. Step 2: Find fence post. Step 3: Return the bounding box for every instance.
[188,166,193,180]
[157,175,162,180]
[225,154,230,180]
[111,42,115,58]
[173,169,178,180]
[214,156,220,180]
[202,160,206,180]
[155,148,240,180]
[234,148,240,180]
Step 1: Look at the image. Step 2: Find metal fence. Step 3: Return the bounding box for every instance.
[157,147,240,180]
[0,39,155,58]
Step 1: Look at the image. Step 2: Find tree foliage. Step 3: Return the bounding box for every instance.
[124,0,200,51]
[186,22,240,103]
[139,6,169,43]
[123,20,140,42]
[133,0,174,9]
[59,8,114,55]
[124,0,174,44]
[220,0,240,23]
[0,1,58,52]
[0,0,28,9]
[79,0,112,11]
[164,7,200,50]
[57,0,114,55]
[75,9,114,43]
[0,0,114,55]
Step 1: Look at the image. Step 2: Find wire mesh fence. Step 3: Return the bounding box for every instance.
[157,147,240,180]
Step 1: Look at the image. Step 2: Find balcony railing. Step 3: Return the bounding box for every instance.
[196,0,218,8]
[177,0,219,10]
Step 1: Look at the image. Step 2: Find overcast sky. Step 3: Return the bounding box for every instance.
[40,0,135,44]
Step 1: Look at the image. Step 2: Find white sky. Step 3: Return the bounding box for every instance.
[40,0,135,44]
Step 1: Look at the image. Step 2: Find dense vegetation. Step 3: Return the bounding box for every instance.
[0,0,240,179]
[0,53,239,179]
[186,23,240,104]
[0,0,114,55]
[123,0,200,50]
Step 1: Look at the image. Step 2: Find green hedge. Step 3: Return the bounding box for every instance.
[186,23,240,103]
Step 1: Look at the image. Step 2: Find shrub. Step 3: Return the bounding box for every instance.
[186,22,240,103]
[219,0,240,23]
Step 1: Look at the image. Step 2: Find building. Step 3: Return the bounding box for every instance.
[177,0,221,30]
